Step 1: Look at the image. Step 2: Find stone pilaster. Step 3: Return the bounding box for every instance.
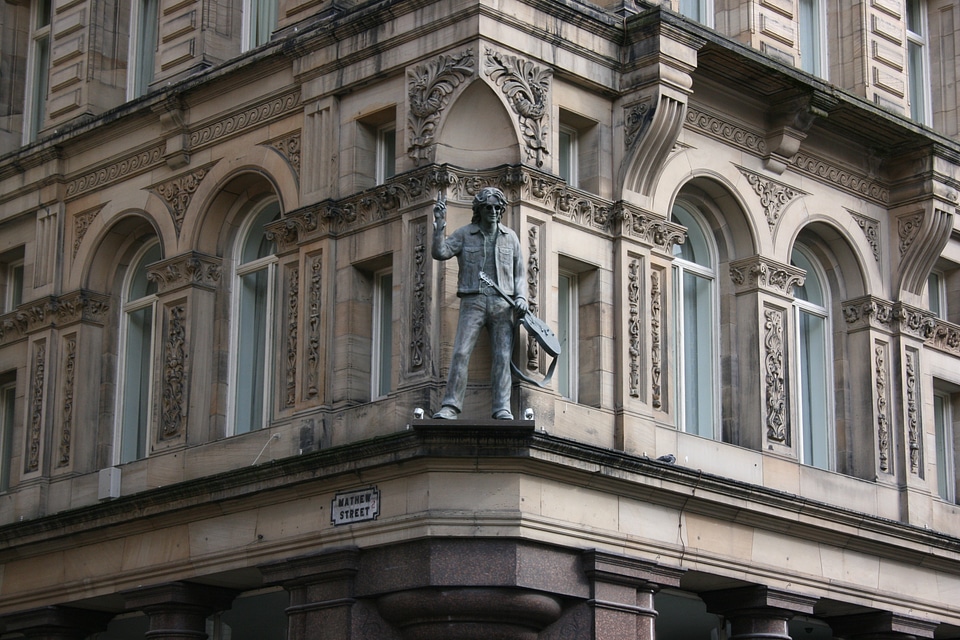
[702,585,817,640]
[123,582,237,640]
[829,611,938,640]
[0,605,112,640]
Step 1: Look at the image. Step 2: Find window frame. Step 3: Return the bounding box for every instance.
[798,0,827,77]
[114,241,162,465]
[677,0,714,27]
[126,0,159,100]
[242,0,278,52]
[0,381,15,493]
[376,124,397,185]
[671,202,720,440]
[557,270,580,402]
[2,259,24,314]
[791,245,835,470]
[227,199,280,437]
[558,124,579,189]
[371,268,394,399]
[906,0,932,124]
[934,390,955,502]
[23,0,52,143]
[928,269,946,320]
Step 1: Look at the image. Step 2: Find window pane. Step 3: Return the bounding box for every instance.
[799,0,821,75]
[671,205,712,268]
[559,130,572,184]
[29,35,49,140]
[0,384,15,492]
[934,394,953,501]
[678,0,701,21]
[235,268,270,434]
[252,0,278,48]
[128,243,161,302]
[928,272,943,318]
[10,264,23,308]
[134,0,159,97]
[121,305,153,463]
[906,0,922,35]
[375,271,393,397]
[241,202,280,264]
[558,273,575,400]
[681,270,715,437]
[378,127,396,184]
[908,40,926,122]
[799,310,829,469]
[791,249,824,306]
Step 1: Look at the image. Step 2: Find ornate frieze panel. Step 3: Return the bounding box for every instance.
[57,334,77,468]
[65,144,166,200]
[904,348,921,475]
[686,106,767,155]
[25,340,46,474]
[72,204,105,258]
[763,307,787,444]
[792,152,889,203]
[285,264,300,409]
[150,163,216,237]
[408,49,475,165]
[617,204,686,255]
[928,319,960,357]
[737,166,804,229]
[483,48,551,167]
[526,224,541,371]
[650,268,663,408]
[0,292,110,346]
[874,341,890,473]
[848,210,881,263]
[307,252,323,397]
[628,259,641,399]
[730,256,805,297]
[264,131,302,180]
[160,305,187,441]
[893,302,936,340]
[189,89,302,150]
[842,295,896,332]
[146,252,223,293]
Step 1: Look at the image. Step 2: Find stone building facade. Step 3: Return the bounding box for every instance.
[1,0,960,638]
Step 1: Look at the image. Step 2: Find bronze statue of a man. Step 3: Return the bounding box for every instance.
[432,186,528,420]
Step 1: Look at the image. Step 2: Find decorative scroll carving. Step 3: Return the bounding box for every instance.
[627,94,686,196]
[685,106,767,155]
[894,303,936,340]
[730,256,805,297]
[146,252,222,293]
[905,349,920,475]
[307,254,323,396]
[650,269,662,408]
[0,292,110,346]
[26,341,45,473]
[72,205,104,258]
[764,308,787,443]
[189,89,302,149]
[874,343,890,473]
[928,319,960,357]
[408,49,475,164]
[285,265,299,408]
[484,48,551,167]
[624,101,652,149]
[526,225,540,370]
[842,296,896,331]
[529,176,616,234]
[738,166,803,229]
[160,305,187,440]
[154,167,210,236]
[266,131,302,179]
[65,143,166,199]
[896,208,953,296]
[898,213,924,256]
[264,208,320,252]
[791,152,889,203]
[628,260,641,398]
[58,335,77,468]
[617,205,686,254]
[849,211,881,263]
[410,226,426,371]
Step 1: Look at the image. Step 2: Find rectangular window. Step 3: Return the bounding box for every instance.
[928,270,946,319]
[678,0,713,27]
[2,259,24,314]
[557,271,579,401]
[906,0,930,124]
[558,126,578,188]
[798,0,825,77]
[243,0,278,51]
[128,0,159,99]
[372,270,393,398]
[934,392,954,501]
[377,125,397,185]
[24,0,52,142]
[0,381,15,492]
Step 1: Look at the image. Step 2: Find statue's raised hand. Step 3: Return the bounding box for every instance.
[433,191,447,229]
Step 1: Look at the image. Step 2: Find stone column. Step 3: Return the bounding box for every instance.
[828,611,938,640]
[702,585,817,640]
[582,549,684,640]
[260,547,362,640]
[0,605,112,640]
[123,582,237,640]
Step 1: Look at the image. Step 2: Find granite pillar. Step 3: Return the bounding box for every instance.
[123,581,237,640]
[702,585,817,640]
[0,606,112,640]
[828,611,938,640]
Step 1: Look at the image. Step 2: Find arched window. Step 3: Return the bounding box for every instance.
[116,241,161,463]
[791,246,833,469]
[230,199,280,435]
[671,203,719,439]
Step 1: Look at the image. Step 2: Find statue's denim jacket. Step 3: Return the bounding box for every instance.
[432,222,528,302]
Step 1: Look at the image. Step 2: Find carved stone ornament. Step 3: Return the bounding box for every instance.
[26,340,46,474]
[408,224,427,372]
[65,144,166,200]
[483,48,551,167]
[265,131,302,179]
[651,270,663,408]
[526,225,541,371]
[874,342,890,474]
[153,166,212,236]
[624,101,653,149]
[408,49,475,165]
[0,292,111,346]
[307,253,323,396]
[628,260,641,399]
[898,212,925,256]
[841,295,895,332]
[893,302,936,340]
[738,166,804,229]
[763,308,787,444]
[285,265,299,408]
[58,335,77,468]
[189,89,302,150]
[905,349,920,475]
[730,256,805,297]
[617,204,687,255]
[848,210,881,263]
[928,319,960,357]
[160,305,187,440]
[146,252,223,293]
[72,204,105,258]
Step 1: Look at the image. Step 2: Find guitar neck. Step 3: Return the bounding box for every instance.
[479,271,512,304]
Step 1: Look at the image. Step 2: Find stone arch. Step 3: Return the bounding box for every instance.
[82,210,164,294]
[786,217,868,302]
[670,175,760,264]
[435,79,521,169]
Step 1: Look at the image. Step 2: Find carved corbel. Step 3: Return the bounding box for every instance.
[153,96,191,169]
[763,91,836,174]
[895,207,954,297]
[620,20,705,197]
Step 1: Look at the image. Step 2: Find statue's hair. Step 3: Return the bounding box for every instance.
[471,187,507,224]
